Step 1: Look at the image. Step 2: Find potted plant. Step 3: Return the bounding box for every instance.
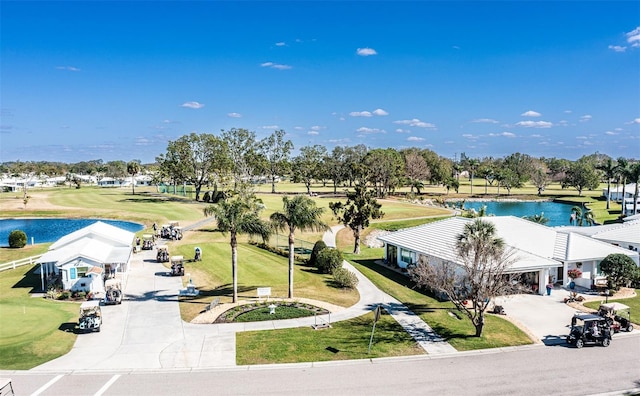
[568,268,582,289]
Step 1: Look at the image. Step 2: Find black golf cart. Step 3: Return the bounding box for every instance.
[567,313,611,348]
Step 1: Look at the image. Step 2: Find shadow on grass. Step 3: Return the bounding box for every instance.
[12,265,43,293]
[179,284,261,306]
[58,322,76,333]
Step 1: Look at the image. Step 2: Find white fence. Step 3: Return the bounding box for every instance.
[0,254,43,272]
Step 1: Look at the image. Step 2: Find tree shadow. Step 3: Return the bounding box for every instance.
[177,284,260,305]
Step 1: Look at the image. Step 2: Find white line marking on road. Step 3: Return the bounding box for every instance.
[94,374,121,396]
[30,374,63,396]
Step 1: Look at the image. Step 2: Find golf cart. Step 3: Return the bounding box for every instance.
[567,313,611,348]
[141,234,155,250]
[170,256,185,276]
[103,279,122,305]
[78,300,102,333]
[598,302,634,333]
[156,245,169,263]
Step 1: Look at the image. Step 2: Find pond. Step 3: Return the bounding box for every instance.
[0,218,144,247]
[459,201,576,227]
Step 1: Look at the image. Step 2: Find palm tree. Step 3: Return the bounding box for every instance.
[203,195,271,303]
[468,159,480,196]
[523,212,549,225]
[570,206,583,226]
[583,210,595,226]
[615,157,631,210]
[126,161,141,195]
[270,195,329,298]
[629,162,640,216]
[597,158,617,210]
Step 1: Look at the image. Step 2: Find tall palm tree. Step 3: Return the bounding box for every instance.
[597,158,617,210]
[126,161,141,195]
[629,162,640,216]
[468,159,480,196]
[615,157,631,210]
[203,195,271,303]
[270,195,328,298]
[570,206,583,226]
[523,212,549,225]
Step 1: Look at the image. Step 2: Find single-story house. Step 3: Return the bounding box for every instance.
[602,183,636,202]
[36,221,135,292]
[377,216,639,295]
[557,220,640,253]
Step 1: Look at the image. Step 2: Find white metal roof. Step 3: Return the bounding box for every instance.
[38,238,132,266]
[50,221,135,250]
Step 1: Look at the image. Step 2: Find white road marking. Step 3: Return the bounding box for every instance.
[30,374,63,396]
[94,374,121,396]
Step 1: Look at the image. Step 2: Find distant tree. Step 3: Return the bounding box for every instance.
[563,157,600,196]
[343,144,369,186]
[467,158,480,196]
[316,248,343,274]
[444,177,459,195]
[324,146,348,194]
[627,162,640,215]
[402,148,430,194]
[126,160,141,195]
[221,128,259,188]
[104,160,128,183]
[502,153,534,188]
[291,145,327,195]
[600,253,637,290]
[422,149,452,186]
[569,206,583,226]
[257,129,293,193]
[364,148,404,197]
[596,157,617,210]
[530,161,550,196]
[203,194,271,303]
[477,158,497,195]
[270,195,328,298]
[615,157,632,207]
[329,185,384,254]
[409,219,517,337]
[523,213,549,225]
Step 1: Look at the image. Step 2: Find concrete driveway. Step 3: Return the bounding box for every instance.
[495,289,584,345]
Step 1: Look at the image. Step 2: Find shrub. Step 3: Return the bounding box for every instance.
[600,253,637,290]
[316,248,343,274]
[59,291,71,300]
[8,230,27,248]
[333,267,359,288]
[309,240,327,268]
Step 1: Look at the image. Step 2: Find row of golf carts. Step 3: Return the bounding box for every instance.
[567,302,633,348]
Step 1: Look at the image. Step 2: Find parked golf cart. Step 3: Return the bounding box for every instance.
[78,300,102,333]
[170,256,185,276]
[141,234,155,250]
[567,313,611,348]
[156,245,169,263]
[103,279,122,305]
[598,302,634,333]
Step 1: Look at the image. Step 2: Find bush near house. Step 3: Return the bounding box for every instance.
[600,254,638,290]
[8,230,27,248]
[309,240,327,268]
[316,248,343,274]
[333,267,358,288]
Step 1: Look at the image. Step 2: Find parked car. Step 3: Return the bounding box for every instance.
[567,313,611,348]
[78,300,102,333]
[598,302,634,333]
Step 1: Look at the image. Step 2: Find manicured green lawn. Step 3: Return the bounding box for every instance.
[0,265,78,369]
[236,311,424,365]
[583,290,640,324]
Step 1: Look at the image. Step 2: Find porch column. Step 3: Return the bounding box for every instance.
[537,269,549,296]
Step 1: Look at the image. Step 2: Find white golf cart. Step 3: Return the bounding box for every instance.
[78,300,102,333]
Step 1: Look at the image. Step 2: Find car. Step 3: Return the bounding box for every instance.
[567,313,611,348]
[598,302,634,333]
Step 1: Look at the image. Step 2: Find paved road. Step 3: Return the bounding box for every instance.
[3,335,639,395]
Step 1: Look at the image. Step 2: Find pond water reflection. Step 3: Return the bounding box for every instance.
[460,201,576,227]
[0,218,144,246]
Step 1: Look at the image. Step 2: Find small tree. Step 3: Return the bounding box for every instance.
[409,219,517,337]
[316,248,343,274]
[127,160,141,195]
[310,240,327,268]
[8,230,27,248]
[600,253,637,290]
[333,267,359,288]
[329,185,384,254]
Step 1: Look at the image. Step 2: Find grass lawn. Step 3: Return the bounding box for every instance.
[0,244,51,264]
[236,311,424,365]
[0,265,78,369]
[169,233,359,321]
[583,290,640,325]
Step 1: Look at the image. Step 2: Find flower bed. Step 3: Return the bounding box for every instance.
[214,302,329,323]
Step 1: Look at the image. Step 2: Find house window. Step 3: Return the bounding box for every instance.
[70,268,76,279]
[400,248,416,265]
[76,267,89,278]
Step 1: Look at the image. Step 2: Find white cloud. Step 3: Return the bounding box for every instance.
[579,114,592,122]
[275,42,286,46]
[310,125,325,131]
[471,118,499,124]
[180,101,204,109]
[605,131,618,135]
[395,128,410,134]
[261,125,279,129]
[530,134,542,138]
[356,127,385,134]
[576,136,588,140]
[407,136,425,142]
[626,26,640,47]
[444,140,454,144]
[356,47,377,56]
[521,110,541,117]
[557,120,569,126]
[349,111,372,117]
[372,108,389,116]
[56,66,80,72]
[393,118,436,128]
[227,112,242,118]
[564,110,572,114]
[294,126,305,131]
[328,138,352,144]
[608,45,627,52]
[630,118,640,124]
[488,131,516,137]
[515,120,553,128]
[261,62,292,70]
[307,131,319,136]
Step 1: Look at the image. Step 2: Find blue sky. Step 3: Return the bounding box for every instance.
[1,1,639,164]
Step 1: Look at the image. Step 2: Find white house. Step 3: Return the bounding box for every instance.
[602,183,636,202]
[377,216,639,295]
[557,220,640,253]
[97,177,123,187]
[36,221,135,293]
